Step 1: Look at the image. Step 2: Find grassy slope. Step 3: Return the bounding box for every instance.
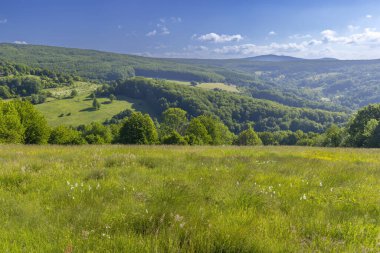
[35,94,132,126]
[36,81,154,126]
[0,145,378,252]
[146,78,240,93]
[197,82,239,92]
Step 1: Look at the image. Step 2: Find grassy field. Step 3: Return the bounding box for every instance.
[196,82,240,92]
[0,145,379,252]
[36,82,156,126]
[35,94,134,126]
[150,78,240,93]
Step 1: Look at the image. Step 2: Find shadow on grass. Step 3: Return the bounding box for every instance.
[79,107,97,112]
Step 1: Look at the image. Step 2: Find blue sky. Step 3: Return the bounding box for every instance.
[1,0,380,59]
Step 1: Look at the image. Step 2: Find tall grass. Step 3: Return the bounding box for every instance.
[0,145,378,252]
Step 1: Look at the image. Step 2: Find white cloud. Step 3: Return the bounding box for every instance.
[156,24,380,59]
[0,18,7,24]
[196,33,243,43]
[289,34,312,40]
[147,19,172,36]
[183,45,209,51]
[268,31,277,36]
[146,30,157,37]
[14,41,28,45]
[214,42,311,55]
[157,23,170,35]
[347,25,360,32]
[170,17,182,23]
[366,14,373,19]
[321,28,380,45]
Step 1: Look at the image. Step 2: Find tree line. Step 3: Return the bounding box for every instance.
[1,98,380,147]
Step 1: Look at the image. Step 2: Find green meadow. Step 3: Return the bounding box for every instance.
[0,145,378,252]
[36,85,154,126]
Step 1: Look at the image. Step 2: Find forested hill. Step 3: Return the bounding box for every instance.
[2,43,380,111]
[98,78,347,133]
[0,43,229,83]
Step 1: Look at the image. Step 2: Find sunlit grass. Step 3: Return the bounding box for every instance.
[0,145,378,252]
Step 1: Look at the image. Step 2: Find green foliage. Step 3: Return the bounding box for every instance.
[347,104,380,147]
[185,118,212,145]
[0,100,49,144]
[108,77,345,133]
[49,125,85,145]
[79,122,112,144]
[161,130,187,145]
[92,98,100,110]
[0,60,79,99]
[322,124,344,147]
[70,89,78,97]
[119,112,158,144]
[197,115,235,145]
[161,108,188,135]
[109,94,116,103]
[236,127,262,146]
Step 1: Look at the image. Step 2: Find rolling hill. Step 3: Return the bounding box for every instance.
[1,43,380,112]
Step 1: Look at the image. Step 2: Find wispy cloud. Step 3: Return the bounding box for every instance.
[268,31,277,36]
[366,14,373,19]
[196,33,243,43]
[146,17,178,37]
[157,23,170,35]
[347,25,360,32]
[289,34,312,40]
[146,30,157,37]
[14,41,28,45]
[170,17,182,23]
[0,18,7,24]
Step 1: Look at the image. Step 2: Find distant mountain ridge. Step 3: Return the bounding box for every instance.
[244,54,339,62]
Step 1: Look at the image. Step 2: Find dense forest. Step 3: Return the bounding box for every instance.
[97,78,346,133]
[0,60,82,103]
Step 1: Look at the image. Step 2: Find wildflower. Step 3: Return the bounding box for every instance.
[75,183,78,187]
[300,194,307,200]
[88,185,92,191]
[319,182,323,187]
[96,183,100,189]
[330,187,334,192]
[67,181,70,186]
[180,222,185,228]
[174,214,183,222]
